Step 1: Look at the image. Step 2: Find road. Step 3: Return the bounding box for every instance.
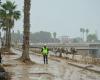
[3,49,100,80]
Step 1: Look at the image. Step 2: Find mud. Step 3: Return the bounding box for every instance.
[2,49,100,80]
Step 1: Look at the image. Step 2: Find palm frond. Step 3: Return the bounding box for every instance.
[13,11,21,20]
[0,0,21,29]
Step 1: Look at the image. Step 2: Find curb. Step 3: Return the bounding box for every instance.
[68,62,100,74]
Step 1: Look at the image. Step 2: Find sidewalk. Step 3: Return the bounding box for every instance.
[15,48,100,74]
[2,48,100,80]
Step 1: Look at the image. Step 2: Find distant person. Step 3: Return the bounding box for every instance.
[70,47,77,59]
[41,44,49,64]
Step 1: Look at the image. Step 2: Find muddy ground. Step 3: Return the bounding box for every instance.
[2,49,100,80]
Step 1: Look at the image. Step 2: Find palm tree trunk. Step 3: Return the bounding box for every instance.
[5,29,8,47]
[5,27,11,53]
[8,27,11,53]
[83,32,84,42]
[86,32,88,42]
[21,0,31,62]
[5,28,8,52]
[3,30,6,47]
[86,33,87,42]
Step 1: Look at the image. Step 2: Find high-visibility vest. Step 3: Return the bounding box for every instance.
[42,47,48,55]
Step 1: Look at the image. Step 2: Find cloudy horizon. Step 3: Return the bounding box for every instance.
[2,0,100,39]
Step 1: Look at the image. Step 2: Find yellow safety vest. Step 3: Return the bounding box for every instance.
[42,47,48,55]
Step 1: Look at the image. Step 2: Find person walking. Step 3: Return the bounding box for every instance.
[41,44,49,64]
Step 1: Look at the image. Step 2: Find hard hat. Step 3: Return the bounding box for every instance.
[44,44,46,46]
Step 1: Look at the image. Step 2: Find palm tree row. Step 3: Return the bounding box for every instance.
[0,0,33,63]
[0,1,21,53]
[80,28,89,42]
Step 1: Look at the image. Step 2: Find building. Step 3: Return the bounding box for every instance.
[59,36,73,43]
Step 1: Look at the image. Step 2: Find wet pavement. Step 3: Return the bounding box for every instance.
[2,49,100,80]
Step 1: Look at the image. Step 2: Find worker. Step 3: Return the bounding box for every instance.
[41,44,49,64]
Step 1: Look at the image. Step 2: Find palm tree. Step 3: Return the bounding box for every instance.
[80,28,85,42]
[20,0,31,62]
[80,28,83,41]
[53,32,56,42]
[86,29,89,42]
[0,1,21,53]
[82,28,85,42]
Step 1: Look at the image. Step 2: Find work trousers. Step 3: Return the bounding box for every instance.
[43,55,48,64]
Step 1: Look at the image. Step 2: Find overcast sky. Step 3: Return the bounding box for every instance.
[2,0,100,38]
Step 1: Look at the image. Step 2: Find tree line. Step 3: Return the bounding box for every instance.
[11,31,60,43]
[80,28,99,42]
